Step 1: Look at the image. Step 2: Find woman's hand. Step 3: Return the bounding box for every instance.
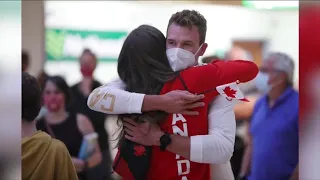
[123,118,164,146]
[160,90,205,115]
[71,157,85,172]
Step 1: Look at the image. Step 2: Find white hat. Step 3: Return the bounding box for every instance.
[263,52,295,83]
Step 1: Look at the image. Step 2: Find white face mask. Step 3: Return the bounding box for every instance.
[166,45,202,72]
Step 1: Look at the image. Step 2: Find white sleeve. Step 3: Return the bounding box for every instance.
[87,78,145,114]
[190,95,236,164]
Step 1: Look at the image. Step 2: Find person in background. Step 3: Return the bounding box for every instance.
[69,48,113,180]
[37,70,49,90]
[36,76,102,180]
[201,55,221,64]
[22,72,78,180]
[35,70,49,120]
[224,46,260,177]
[238,52,298,180]
[22,50,30,72]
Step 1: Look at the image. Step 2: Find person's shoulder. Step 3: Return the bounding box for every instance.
[93,80,102,88]
[50,138,69,154]
[291,89,299,99]
[288,88,299,112]
[252,95,267,112]
[71,82,81,92]
[36,118,45,129]
[71,82,79,89]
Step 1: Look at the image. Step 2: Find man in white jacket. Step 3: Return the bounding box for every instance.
[88,10,236,180]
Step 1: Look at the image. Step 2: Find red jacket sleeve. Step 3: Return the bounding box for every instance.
[180,60,259,94]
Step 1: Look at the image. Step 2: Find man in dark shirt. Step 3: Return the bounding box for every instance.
[70,49,112,180]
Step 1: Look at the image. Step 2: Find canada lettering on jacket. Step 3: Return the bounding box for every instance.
[172,114,190,179]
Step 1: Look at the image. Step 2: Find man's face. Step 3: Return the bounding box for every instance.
[166,23,207,61]
[260,60,286,88]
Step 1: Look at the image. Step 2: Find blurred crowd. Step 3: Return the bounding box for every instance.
[22,49,113,180]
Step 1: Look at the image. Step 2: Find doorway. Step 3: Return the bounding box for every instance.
[232,40,266,67]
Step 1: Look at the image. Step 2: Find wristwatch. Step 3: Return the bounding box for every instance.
[160,133,172,151]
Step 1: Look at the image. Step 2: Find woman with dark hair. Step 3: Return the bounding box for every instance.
[36,76,102,180]
[111,25,258,180]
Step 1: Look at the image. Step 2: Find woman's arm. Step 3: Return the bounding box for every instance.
[87,79,145,114]
[87,78,203,115]
[76,113,102,168]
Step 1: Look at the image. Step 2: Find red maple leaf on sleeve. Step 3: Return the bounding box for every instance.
[133,145,146,156]
[223,86,237,98]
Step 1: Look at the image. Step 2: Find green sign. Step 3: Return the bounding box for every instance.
[46,28,128,62]
[242,1,298,10]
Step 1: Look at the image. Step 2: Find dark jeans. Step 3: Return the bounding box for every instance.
[86,150,113,180]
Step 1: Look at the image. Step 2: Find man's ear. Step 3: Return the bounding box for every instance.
[199,43,208,56]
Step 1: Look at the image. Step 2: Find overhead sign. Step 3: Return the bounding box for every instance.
[242,1,298,10]
[45,28,128,62]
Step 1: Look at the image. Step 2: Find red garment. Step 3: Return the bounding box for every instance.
[299,6,320,124]
[114,60,258,180]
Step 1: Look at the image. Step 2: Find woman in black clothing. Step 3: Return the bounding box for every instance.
[36,76,102,180]
[69,49,113,180]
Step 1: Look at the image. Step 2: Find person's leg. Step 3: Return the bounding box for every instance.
[231,135,245,177]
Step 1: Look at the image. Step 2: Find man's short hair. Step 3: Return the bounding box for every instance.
[168,10,207,44]
[22,72,41,122]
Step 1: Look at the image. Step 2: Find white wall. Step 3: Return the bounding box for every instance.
[268,10,299,83]
[22,1,45,77]
[44,1,298,85]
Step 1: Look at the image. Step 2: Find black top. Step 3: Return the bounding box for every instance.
[36,113,83,157]
[69,80,109,151]
[36,113,87,180]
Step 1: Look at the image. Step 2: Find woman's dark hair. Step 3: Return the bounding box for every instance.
[116,25,177,146]
[44,76,72,106]
[22,72,41,122]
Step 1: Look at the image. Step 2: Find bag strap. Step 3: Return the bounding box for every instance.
[44,119,56,138]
